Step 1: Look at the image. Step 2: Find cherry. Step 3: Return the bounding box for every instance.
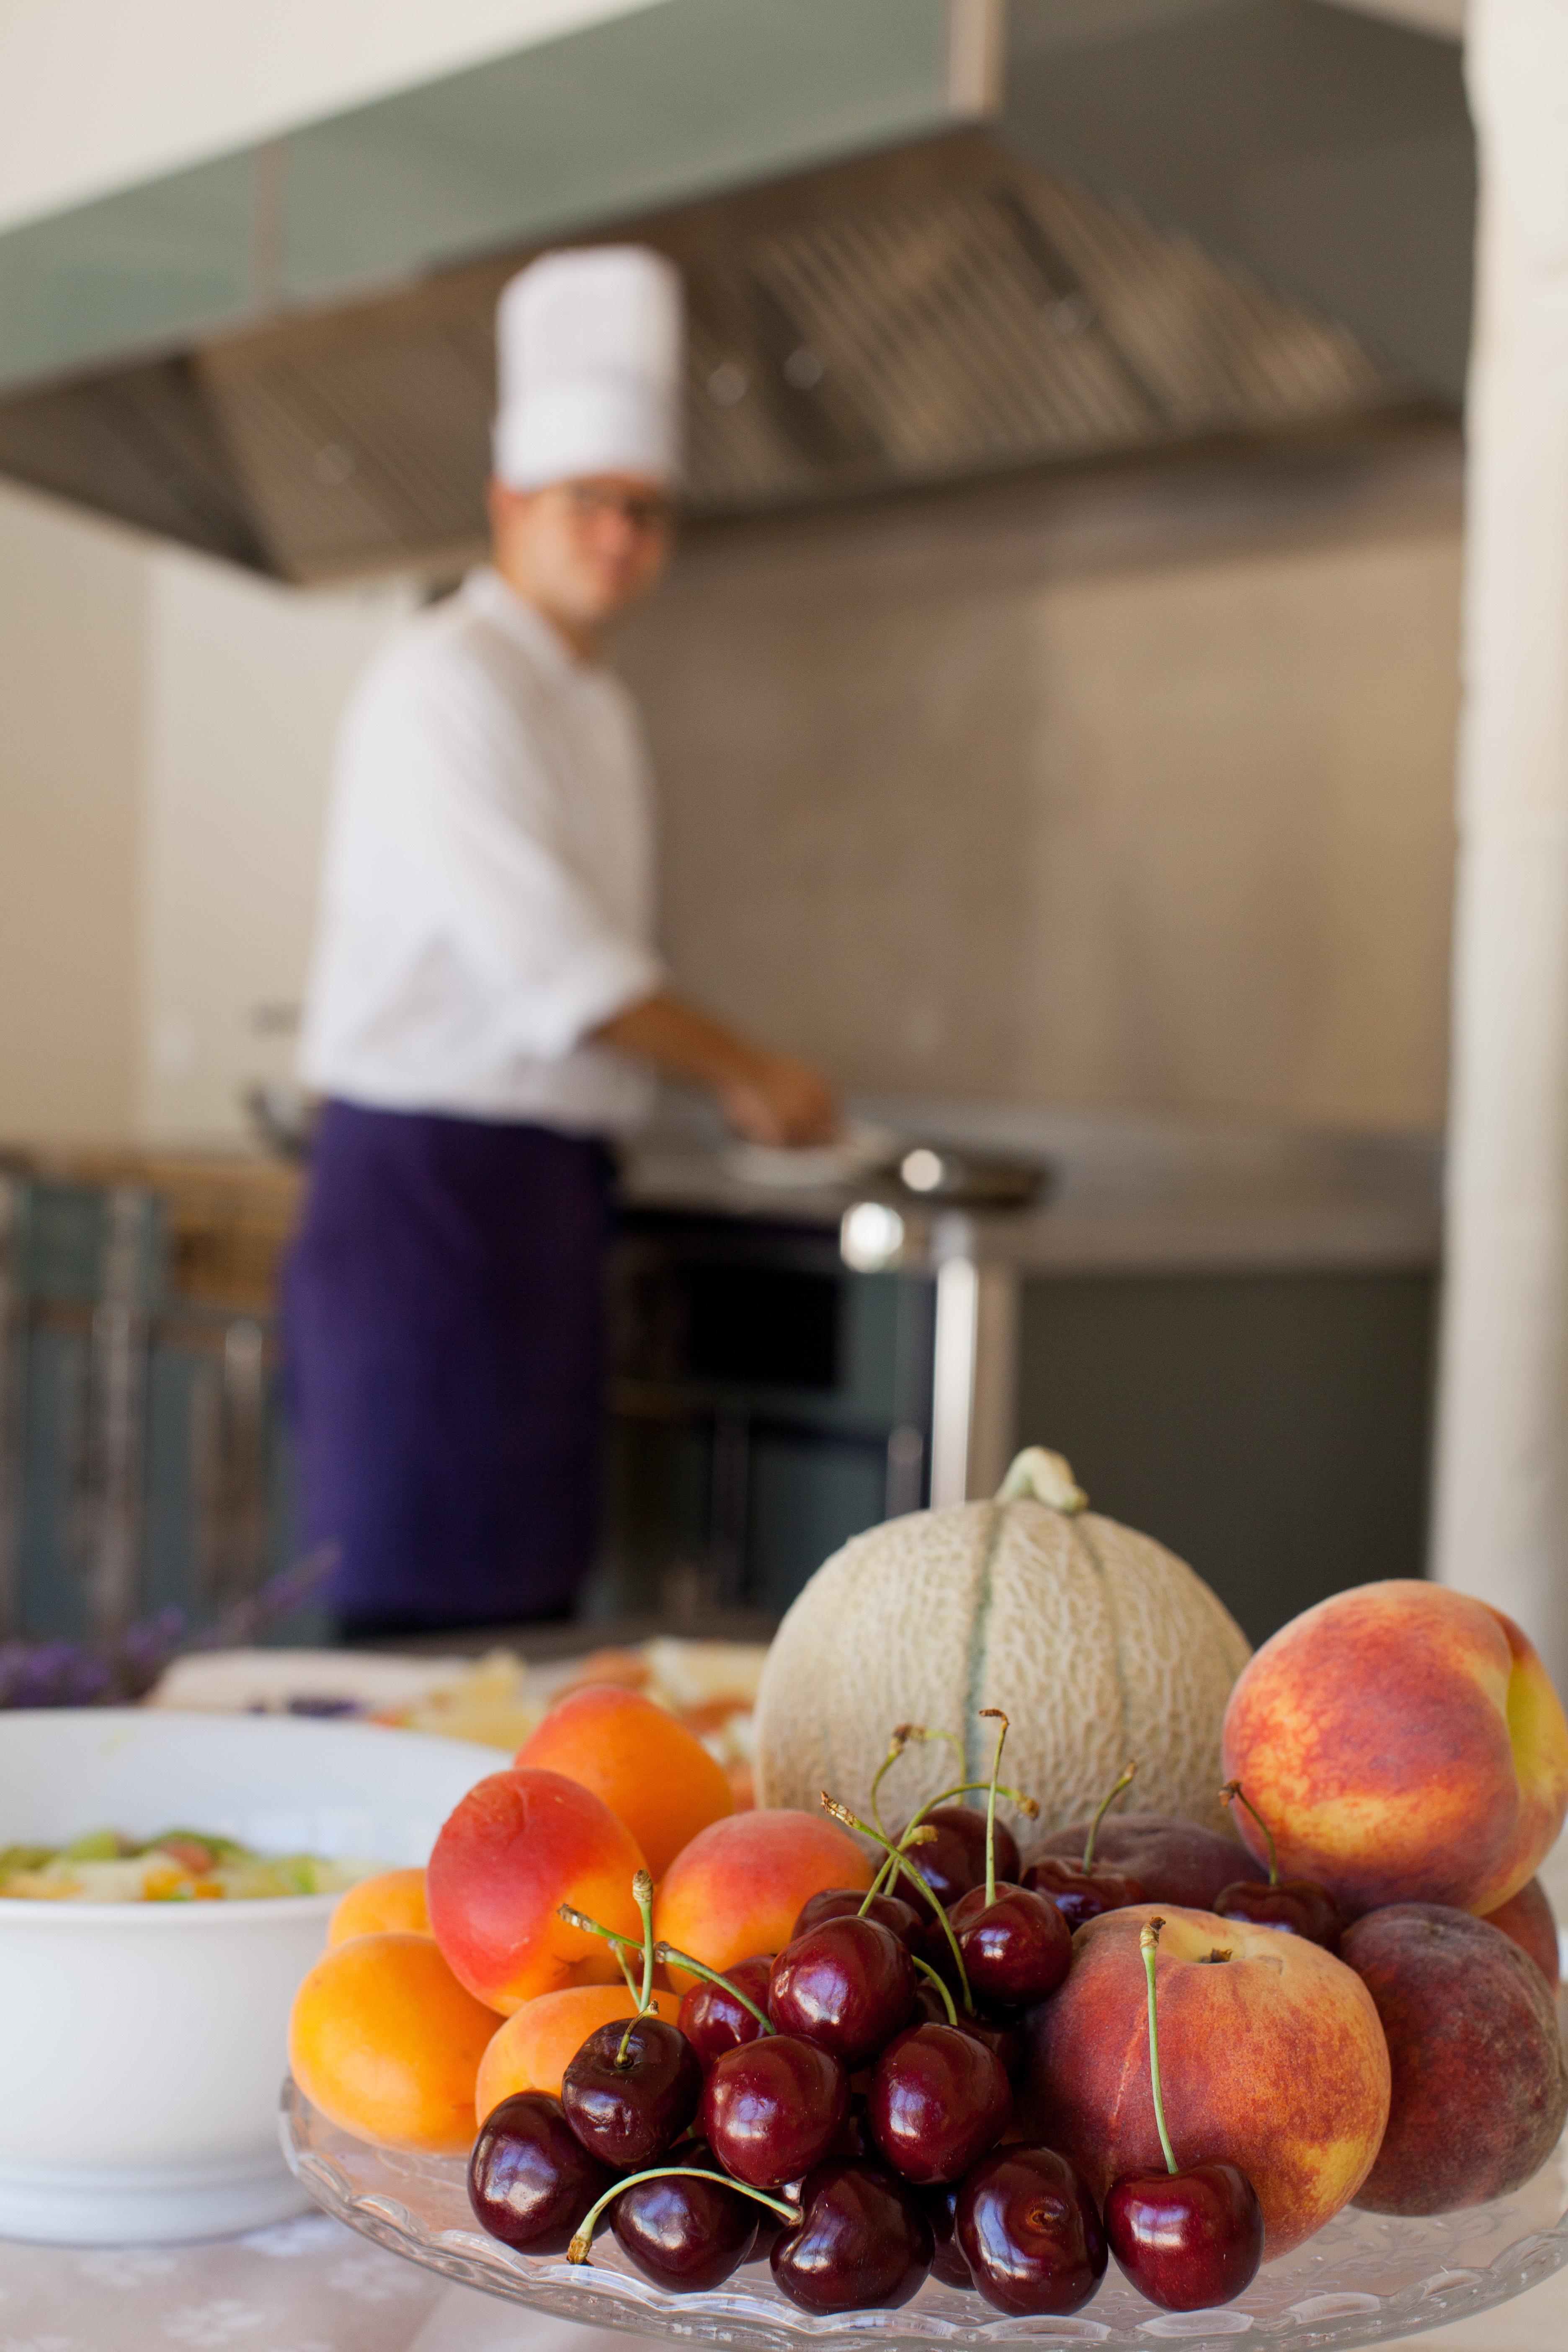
[608,2145,760,2290]
[701,2033,849,2187]
[957,2144,1108,2316]
[1105,1915,1263,2310]
[912,1981,1027,2078]
[769,1914,916,2066]
[867,2021,1012,2183]
[1022,1760,1145,1927]
[677,1956,774,2068]
[952,1882,1072,2006]
[771,2161,933,2312]
[561,2014,702,2169]
[903,1804,1019,1909]
[793,1887,926,1954]
[921,2179,975,2288]
[1217,1781,1340,1952]
[468,2091,615,2252]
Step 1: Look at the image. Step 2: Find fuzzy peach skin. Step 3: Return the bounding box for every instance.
[1483,1876,1560,1990]
[475,1984,681,2121]
[1026,1905,1390,2258]
[428,1768,647,2014]
[1221,1581,1568,1919]
[653,1809,873,1993]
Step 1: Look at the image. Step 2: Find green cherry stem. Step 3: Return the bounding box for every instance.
[1221,1779,1279,1888]
[569,2166,801,2266]
[615,1870,658,2066]
[911,1951,959,2025]
[820,1793,975,2015]
[1082,1760,1138,1872]
[979,1707,1008,1907]
[868,1724,965,1845]
[1140,1916,1179,2177]
[651,1944,774,2033]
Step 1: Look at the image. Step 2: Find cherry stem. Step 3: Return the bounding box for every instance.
[568,2166,801,2265]
[979,1707,1008,1907]
[615,1870,658,2066]
[651,1944,774,2032]
[1220,1779,1279,1887]
[820,1792,975,2014]
[1081,1760,1138,1872]
[1140,1916,1179,2177]
[910,1950,959,2025]
[868,1723,965,1845]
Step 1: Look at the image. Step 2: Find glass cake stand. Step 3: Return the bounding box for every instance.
[281,2080,1568,2352]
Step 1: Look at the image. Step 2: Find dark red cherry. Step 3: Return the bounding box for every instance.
[912,1982,1028,2080]
[951,1882,1073,2006]
[769,1915,916,2066]
[771,2161,933,2312]
[1022,1854,1145,1929]
[701,2033,849,2187]
[905,1805,1019,1909]
[677,1955,774,2068]
[793,1887,926,1955]
[867,2021,1012,2184]
[609,2144,761,2291]
[1215,1877,1341,1952]
[921,2179,975,2288]
[1106,2162,1264,2311]
[468,2091,614,2251]
[561,2014,702,2169]
[957,2143,1108,2316]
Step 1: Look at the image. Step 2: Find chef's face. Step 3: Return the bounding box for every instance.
[488,472,673,634]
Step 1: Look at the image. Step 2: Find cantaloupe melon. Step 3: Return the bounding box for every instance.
[754,1448,1251,1839]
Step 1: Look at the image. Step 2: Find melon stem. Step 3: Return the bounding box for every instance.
[995,1447,1088,1513]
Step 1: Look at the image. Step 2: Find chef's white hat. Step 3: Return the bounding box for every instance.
[493,245,683,490]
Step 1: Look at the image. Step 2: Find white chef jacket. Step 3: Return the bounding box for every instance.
[298,566,665,1133]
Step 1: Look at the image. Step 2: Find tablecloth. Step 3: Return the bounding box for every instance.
[6,2205,1568,2352]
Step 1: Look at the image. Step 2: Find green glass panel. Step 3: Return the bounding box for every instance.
[279,0,951,302]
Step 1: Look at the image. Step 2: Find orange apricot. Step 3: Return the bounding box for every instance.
[327,1867,430,1946]
[515,1683,734,1879]
[653,1808,873,1992]
[475,1984,681,2122]
[289,1930,496,2154]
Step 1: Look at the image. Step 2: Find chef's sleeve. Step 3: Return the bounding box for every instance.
[383,650,665,1060]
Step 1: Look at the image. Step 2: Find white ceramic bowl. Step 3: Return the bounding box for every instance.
[0,1707,499,2246]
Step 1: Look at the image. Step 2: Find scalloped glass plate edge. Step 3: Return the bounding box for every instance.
[279,2081,1568,2352]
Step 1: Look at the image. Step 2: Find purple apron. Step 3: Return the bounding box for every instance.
[282,1099,613,1632]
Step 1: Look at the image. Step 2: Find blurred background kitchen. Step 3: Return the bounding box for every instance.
[7,0,1554,1687]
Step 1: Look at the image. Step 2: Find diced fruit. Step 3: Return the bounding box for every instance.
[474,1984,679,2118]
[515,1682,734,1878]
[289,1930,496,2154]
[653,1809,872,1992]
[427,1768,647,2013]
[327,1866,430,1946]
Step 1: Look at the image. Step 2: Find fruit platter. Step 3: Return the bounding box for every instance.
[281,1450,1568,2351]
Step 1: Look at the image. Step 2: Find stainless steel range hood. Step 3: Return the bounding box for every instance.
[0,0,1470,584]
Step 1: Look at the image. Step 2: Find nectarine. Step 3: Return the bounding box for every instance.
[428,1767,647,2014]
[1221,1581,1568,1918]
[1026,1904,1390,2257]
[289,1930,496,2154]
[515,1681,732,1878]
[475,1984,680,2121]
[653,1809,872,1992]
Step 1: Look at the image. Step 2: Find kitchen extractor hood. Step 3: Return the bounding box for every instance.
[0,0,1470,584]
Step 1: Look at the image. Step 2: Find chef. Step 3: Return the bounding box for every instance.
[286,245,836,1639]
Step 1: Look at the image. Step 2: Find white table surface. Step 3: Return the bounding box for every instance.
[5,2202,1566,2352]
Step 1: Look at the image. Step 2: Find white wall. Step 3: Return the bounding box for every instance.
[0,0,660,233]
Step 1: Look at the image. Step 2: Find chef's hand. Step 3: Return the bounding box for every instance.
[720,1052,839,1149]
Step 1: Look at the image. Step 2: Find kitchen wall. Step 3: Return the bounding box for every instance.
[621,429,1462,1131]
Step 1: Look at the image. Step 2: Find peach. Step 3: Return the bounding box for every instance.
[1341,1904,1568,2212]
[1221,1580,1568,1918]
[475,1984,680,2121]
[1026,1904,1390,2257]
[327,1867,430,1946]
[515,1682,733,1878]
[653,1808,873,1992]
[1484,1875,1560,1989]
[289,1929,496,2154]
[428,1767,647,2014]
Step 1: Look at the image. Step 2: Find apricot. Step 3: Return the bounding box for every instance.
[289,1930,496,2155]
[653,1808,872,1992]
[428,1767,647,2014]
[327,1867,430,1946]
[516,1682,733,1879]
[475,1984,681,2122]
